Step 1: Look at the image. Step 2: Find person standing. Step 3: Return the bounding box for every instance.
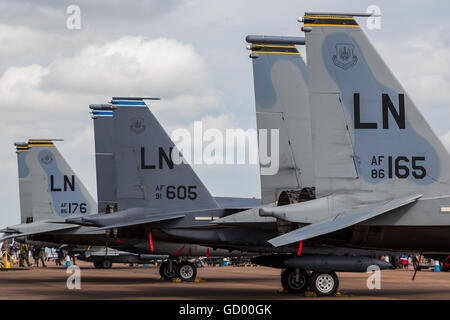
[32,246,40,267]
[11,241,19,263]
[32,246,47,267]
[55,249,63,266]
[19,243,31,267]
[412,255,419,270]
[67,248,76,265]
[400,255,408,269]
[38,247,47,267]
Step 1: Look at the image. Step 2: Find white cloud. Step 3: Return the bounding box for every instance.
[0,34,224,228]
[378,36,450,108]
[0,35,221,115]
[46,37,212,96]
[3,1,450,229]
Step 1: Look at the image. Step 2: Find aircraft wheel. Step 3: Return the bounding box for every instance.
[177,261,197,282]
[102,259,112,269]
[159,261,178,280]
[281,268,309,294]
[309,271,339,297]
[93,261,102,269]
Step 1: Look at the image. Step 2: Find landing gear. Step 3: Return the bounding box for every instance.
[280,269,339,297]
[309,272,339,297]
[159,260,178,280]
[102,259,112,269]
[159,260,198,281]
[281,268,309,293]
[177,261,197,282]
[93,259,112,269]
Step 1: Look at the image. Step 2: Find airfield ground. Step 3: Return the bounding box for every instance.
[0,261,449,299]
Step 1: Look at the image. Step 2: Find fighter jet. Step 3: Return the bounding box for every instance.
[1,140,254,277]
[261,12,450,249]
[68,43,394,295]
[247,12,450,294]
[85,102,263,279]
[1,140,99,240]
[5,23,405,295]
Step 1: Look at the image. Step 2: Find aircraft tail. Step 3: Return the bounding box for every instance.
[91,108,116,213]
[15,142,32,223]
[90,98,219,213]
[301,13,450,198]
[246,35,314,205]
[25,139,97,221]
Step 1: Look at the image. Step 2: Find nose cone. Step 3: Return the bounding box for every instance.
[259,207,273,217]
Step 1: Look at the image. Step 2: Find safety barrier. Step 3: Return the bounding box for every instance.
[0,251,11,270]
[233,263,258,268]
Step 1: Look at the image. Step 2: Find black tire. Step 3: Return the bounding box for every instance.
[159,261,178,280]
[281,268,309,294]
[93,261,102,269]
[309,272,339,297]
[102,259,112,269]
[177,261,197,282]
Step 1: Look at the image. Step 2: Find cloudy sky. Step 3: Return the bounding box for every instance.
[1,0,450,229]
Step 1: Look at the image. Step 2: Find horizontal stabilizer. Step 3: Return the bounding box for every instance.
[269,194,422,247]
[0,233,28,241]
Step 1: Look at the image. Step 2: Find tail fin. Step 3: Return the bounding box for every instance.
[247,35,314,204]
[91,108,116,213]
[302,13,450,198]
[15,142,32,223]
[92,98,219,212]
[26,139,97,221]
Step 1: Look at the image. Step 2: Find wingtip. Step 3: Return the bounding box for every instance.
[267,237,288,248]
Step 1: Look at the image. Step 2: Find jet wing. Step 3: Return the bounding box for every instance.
[269,194,422,247]
[0,232,30,241]
[0,222,80,241]
[84,214,186,232]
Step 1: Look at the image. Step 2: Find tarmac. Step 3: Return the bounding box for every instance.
[1,261,449,299]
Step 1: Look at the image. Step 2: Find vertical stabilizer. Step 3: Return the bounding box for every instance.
[91,109,116,213]
[27,139,97,221]
[93,99,219,213]
[15,142,32,223]
[302,13,450,198]
[247,35,314,204]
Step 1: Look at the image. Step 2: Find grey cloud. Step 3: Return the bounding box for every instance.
[1,1,450,229]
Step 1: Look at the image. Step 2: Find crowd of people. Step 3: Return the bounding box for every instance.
[1,239,75,268]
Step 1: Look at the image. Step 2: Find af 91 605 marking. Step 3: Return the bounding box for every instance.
[155,185,198,200]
